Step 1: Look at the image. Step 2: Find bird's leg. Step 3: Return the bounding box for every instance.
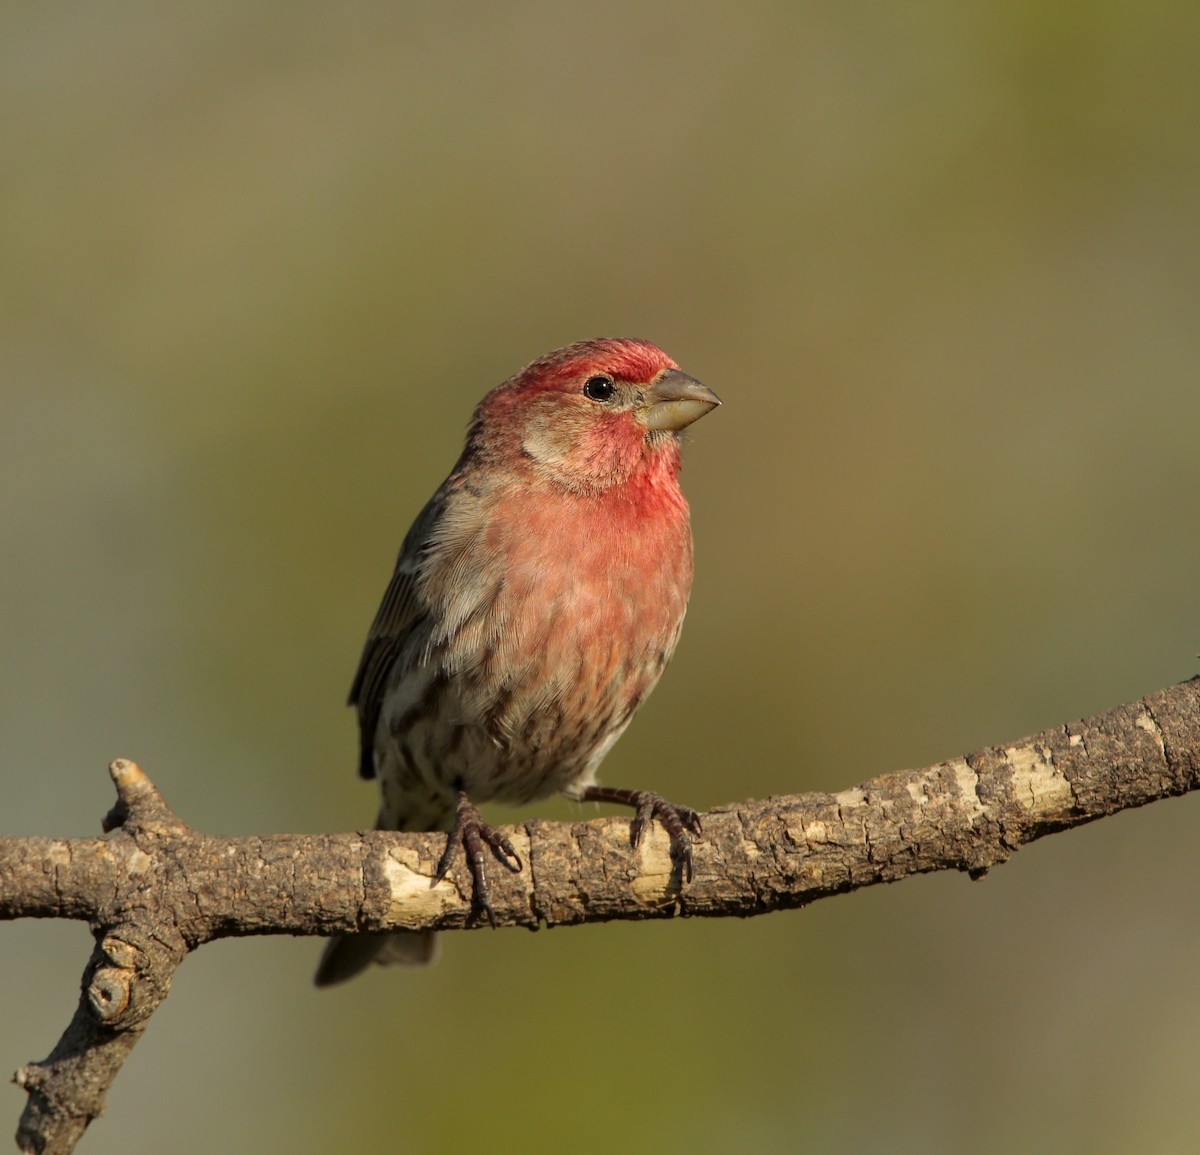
[433,789,522,926]
[581,786,703,882]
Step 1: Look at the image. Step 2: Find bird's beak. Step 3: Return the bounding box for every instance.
[642,369,722,431]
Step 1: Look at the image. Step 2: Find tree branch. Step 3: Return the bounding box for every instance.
[4,678,1199,1153]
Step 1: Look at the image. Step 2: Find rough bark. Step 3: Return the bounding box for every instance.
[3,678,1199,1153]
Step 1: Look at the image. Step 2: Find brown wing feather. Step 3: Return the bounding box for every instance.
[348,487,448,778]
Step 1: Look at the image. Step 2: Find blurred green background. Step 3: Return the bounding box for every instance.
[4,3,1200,1152]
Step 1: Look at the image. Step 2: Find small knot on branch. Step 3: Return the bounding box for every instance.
[86,969,132,1024]
[102,759,184,835]
[11,1065,45,1092]
[81,935,169,1030]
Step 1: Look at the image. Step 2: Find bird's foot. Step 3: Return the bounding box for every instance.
[581,786,703,882]
[433,790,522,926]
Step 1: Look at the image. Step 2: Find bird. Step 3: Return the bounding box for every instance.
[315,337,720,986]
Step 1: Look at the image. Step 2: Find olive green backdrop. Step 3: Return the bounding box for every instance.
[4,3,1200,1152]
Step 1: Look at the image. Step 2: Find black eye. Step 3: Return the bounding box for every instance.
[583,374,615,402]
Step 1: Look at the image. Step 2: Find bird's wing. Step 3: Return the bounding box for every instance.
[348,487,448,779]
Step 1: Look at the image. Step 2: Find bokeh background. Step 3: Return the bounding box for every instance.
[4,3,1200,1152]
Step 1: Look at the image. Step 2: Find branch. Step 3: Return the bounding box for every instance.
[4,678,1199,1153]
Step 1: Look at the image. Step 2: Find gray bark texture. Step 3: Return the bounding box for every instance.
[3,677,1199,1153]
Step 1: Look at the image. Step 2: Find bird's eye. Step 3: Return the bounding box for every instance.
[583,375,616,402]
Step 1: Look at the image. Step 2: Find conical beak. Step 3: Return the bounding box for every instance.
[642,369,722,432]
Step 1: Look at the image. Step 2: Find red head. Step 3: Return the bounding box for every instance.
[471,338,720,493]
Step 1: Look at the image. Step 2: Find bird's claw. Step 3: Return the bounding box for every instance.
[583,786,703,883]
[434,790,522,927]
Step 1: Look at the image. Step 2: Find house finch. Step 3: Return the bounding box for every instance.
[315,337,720,986]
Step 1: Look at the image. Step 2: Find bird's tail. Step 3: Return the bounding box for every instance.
[313,802,450,988]
[314,925,438,986]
